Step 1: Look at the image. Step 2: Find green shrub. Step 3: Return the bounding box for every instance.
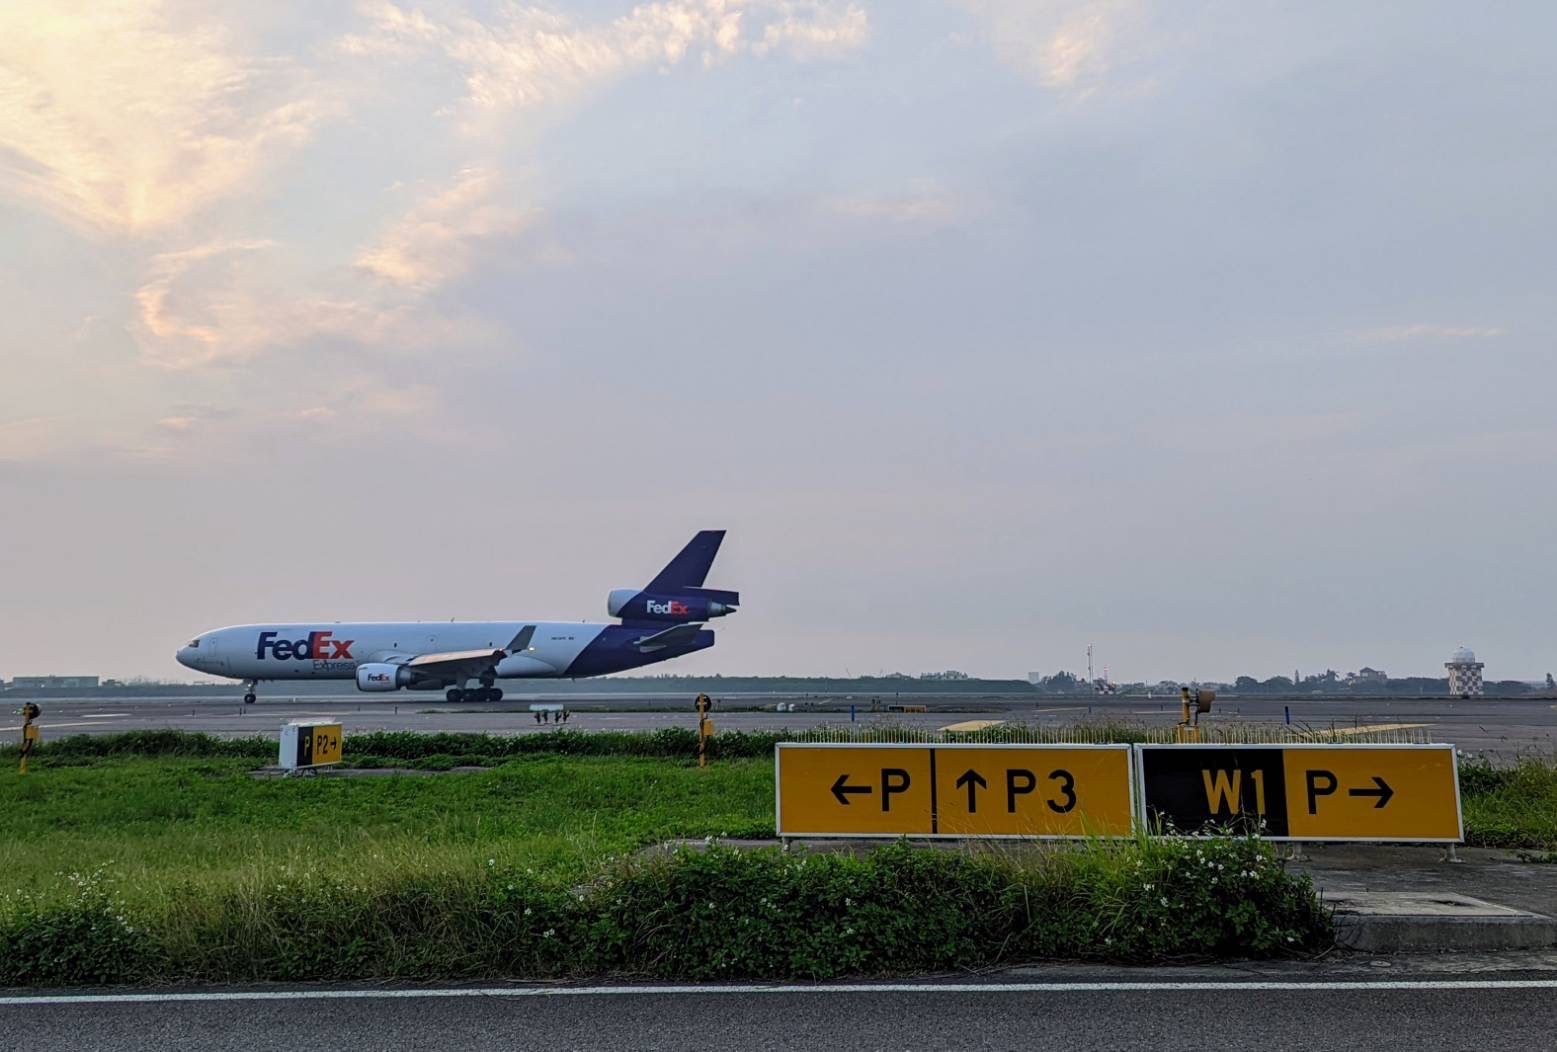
[0,840,1330,985]
[0,866,154,986]
[1462,758,1557,849]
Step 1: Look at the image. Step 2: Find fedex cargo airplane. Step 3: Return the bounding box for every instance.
[176,531,736,704]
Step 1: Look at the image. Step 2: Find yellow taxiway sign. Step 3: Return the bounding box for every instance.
[775,744,1135,838]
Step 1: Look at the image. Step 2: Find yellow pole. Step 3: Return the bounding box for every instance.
[695,693,711,768]
[18,702,41,774]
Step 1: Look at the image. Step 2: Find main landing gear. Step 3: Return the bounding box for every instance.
[446,687,503,704]
[243,680,258,705]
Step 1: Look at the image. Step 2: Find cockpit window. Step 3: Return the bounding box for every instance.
[187,638,201,648]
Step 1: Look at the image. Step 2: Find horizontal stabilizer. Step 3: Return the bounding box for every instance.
[684,586,739,606]
[633,623,704,652]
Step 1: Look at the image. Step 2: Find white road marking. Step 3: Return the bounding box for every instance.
[78,713,132,718]
[3,980,1555,1006]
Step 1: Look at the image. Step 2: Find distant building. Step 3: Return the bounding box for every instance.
[1354,667,1388,685]
[9,675,100,689]
[1445,647,1484,698]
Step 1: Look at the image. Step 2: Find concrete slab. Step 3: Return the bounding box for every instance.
[1327,891,1557,952]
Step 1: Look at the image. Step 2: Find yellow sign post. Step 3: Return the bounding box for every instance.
[695,693,714,768]
[16,702,41,775]
[1136,743,1462,842]
[775,744,1135,838]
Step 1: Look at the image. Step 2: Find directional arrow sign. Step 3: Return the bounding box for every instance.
[1348,776,1394,808]
[776,744,1134,838]
[1282,746,1458,840]
[935,746,1134,837]
[1137,744,1461,842]
[831,773,872,805]
[776,746,932,835]
[955,769,987,813]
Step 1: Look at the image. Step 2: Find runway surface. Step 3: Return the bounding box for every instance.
[7,690,1555,757]
[5,971,1556,1051]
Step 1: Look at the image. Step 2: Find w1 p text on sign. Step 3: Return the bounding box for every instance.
[1135,743,1462,841]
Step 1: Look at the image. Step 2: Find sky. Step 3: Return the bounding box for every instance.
[1,1,1554,684]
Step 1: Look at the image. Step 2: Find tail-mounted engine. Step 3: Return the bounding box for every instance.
[607,586,739,623]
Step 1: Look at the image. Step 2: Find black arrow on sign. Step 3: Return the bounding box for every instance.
[1348,776,1394,808]
[955,769,987,813]
[831,773,872,805]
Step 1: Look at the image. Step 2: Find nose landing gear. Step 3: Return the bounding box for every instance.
[243,680,258,705]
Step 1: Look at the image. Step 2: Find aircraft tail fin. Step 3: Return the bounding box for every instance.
[646,530,726,592]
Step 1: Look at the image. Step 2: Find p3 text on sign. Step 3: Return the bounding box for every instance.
[775,743,1134,838]
[1135,744,1461,842]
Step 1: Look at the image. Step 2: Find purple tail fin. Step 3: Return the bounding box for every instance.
[646,530,726,591]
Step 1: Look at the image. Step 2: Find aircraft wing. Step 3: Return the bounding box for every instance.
[406,648,508,671]
[398,627,537,676]
[633,623,704,652]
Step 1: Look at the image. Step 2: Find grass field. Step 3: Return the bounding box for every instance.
[1459,758,1557,850]
[0,755,775,904]
[0,752,1334,982]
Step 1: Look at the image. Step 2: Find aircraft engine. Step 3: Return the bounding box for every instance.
[355,663,413,692]
[607,588,738,622]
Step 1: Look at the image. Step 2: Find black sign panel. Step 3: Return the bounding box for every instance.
[1138,747,1291,836]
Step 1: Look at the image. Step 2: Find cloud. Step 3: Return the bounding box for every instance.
[344,0,869,117]
[131,164,527,368]
[1349,323,1507,345]
[0,0,335,233]
[959,0,1151,97]
[357,168,530,291]
[155,403,238,434]
[133,240,415,369]
[750,2,870,60]
[827,182,965,226]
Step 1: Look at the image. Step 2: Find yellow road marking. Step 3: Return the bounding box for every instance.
[940,720,1006,733]
[1308,723,1429,737]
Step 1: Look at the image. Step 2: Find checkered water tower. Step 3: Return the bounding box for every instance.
[1445,645,1484,698]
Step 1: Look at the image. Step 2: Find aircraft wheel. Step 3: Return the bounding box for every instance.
[243,693,256,705]
[446,688,465,704]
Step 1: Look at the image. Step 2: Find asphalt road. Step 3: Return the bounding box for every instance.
[4,975,1556,1051]
[7,691,1556,757]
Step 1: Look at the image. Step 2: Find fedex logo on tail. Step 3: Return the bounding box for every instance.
[255,630,355,661]
[645,599,689,616]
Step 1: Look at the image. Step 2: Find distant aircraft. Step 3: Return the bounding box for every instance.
[176,531,737,704]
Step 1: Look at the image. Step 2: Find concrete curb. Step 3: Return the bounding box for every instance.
[1327,892,1557,953]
